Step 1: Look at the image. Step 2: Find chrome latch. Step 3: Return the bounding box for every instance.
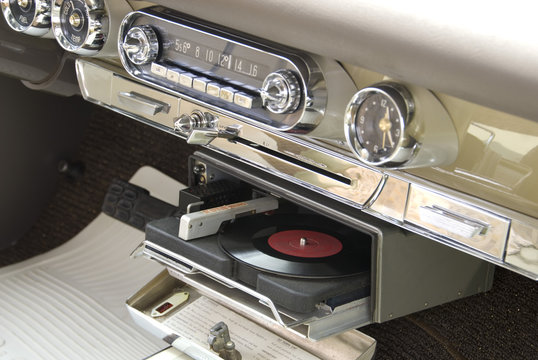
[174,111,241,145]
[174,110,217,133]
[187,125,241,145]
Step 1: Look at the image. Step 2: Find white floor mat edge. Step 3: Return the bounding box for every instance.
[0,166,185,360]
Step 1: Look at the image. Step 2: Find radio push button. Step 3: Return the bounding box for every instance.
[179,72,195,88]
[206,82,222,97]
[234,93,258,109]
[150,63,167,78]
[220,87,236,103]
[166,68,183,83]
[193,77,211,92]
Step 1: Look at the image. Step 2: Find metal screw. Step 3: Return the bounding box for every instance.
[193,164,206,175]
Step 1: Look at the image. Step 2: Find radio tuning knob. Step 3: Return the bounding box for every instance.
[122,25,159,65]
[1,0,51,36]
[260,70,302,114]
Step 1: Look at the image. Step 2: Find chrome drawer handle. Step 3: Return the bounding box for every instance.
[118,91,170,116]
[418,205,490,239]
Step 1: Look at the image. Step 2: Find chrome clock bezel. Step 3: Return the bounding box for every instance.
[345,83,417,168]
[51,0,108,55]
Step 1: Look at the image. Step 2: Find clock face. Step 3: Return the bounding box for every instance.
[354,91,404,164]
[345,84,414,167]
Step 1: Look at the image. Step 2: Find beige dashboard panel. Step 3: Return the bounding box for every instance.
[151,0,538,121]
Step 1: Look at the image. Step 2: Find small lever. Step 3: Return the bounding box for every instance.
[174,110,240,145]
[174,110,217,133]
[187,125,241,145]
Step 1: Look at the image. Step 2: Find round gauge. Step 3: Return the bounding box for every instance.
[51,0,108,55]
[345,83,416,167]
[58,0,88,47]
[1,0,51,36]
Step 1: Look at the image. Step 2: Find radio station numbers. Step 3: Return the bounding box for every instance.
[174,39,190,54]
[173,38,232,68]
[219,54,232,69]
[174,39,194,55]
[234,58,259,78]
[205,49,232,68]
[170,37,265,79]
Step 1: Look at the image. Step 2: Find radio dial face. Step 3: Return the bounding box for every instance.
[122,25,159,65]
[345,83,416,167]
[260,70,302,114]
[1,0,51,36]
[51,0,108,55]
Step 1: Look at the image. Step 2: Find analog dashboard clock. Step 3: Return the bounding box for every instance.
[345,82,459,169]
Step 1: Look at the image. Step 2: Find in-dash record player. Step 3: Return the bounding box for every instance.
[118,151,494,359]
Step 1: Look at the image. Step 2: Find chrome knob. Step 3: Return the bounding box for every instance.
[122,25,159,65]
[173,111,240,146]
[1,0,51,36]
[51,0,109,55]
[174,110,217,134]
[260,69,302,114]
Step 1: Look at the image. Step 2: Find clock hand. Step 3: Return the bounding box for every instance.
[387,129,395,147]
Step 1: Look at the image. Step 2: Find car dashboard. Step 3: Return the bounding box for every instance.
[0,0,536,359]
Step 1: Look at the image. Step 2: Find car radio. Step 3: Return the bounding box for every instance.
[117,6,357,140]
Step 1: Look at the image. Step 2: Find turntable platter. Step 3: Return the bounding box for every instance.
[218,214,371,278]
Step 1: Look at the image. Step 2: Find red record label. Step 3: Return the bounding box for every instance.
[268,230,343,258]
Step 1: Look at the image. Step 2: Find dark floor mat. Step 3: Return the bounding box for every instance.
[1,103,536,359]
[362,268,538,359]
[0,106,194,266]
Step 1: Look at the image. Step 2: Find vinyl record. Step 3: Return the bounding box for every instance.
[218,213,371,278]
[267,230,343,258]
